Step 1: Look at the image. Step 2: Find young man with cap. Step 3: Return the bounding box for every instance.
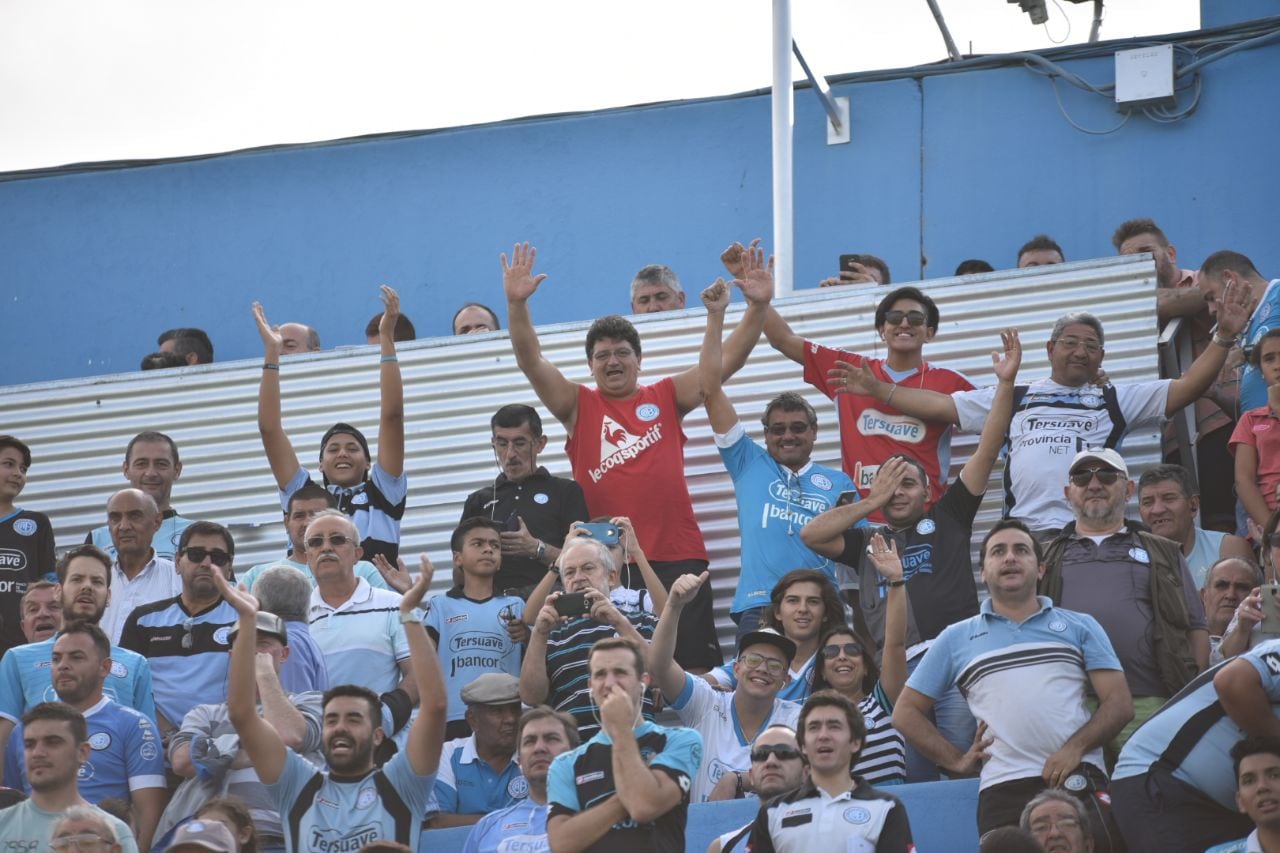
[428,672,527,828]
[650,569,800,803]
[254,286,408,563]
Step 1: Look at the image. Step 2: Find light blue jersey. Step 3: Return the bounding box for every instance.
[308,579,409,696]
[238,555,390,593]
[5,696,164,802]
[458,797,549,853]
[1114,638,1280,810]
[1241,279,1280,412]
[715,424,860,614]
[0,635,156,726]
[88,511,193,561]
[424,589,524,722]
[429,733,526,816]
[266,746,434,850]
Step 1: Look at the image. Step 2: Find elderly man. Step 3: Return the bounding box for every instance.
[250,564,329,693]
[1040,449,1207,745]
[87,431,192,562]
[629,264,685,313]
[1138,464,1253,586]
[520,537,656,739]
[17,581,60,644]
[461,706,580,853]
[1208,558,1268,663]
[708,725,809,853]
[99,489,181,644]
[428,673,526,828]
[274,322,321,353]
[504,242,772,672]
[1020,790,1096,853]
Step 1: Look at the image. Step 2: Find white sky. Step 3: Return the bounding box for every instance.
[0,0,1198,173]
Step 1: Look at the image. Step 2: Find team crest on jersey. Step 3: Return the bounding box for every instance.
[0,549,27,571]
[843,806,871,824]
[352,492,369,506]
[213,626,232,646]
[12,519,36,537]
[635,403,660,422]
[356,786,378,809]
[1049,619,1067,633]
[1064,774,1087,792]
[1128,547,1150,565]
[508,776,529,799]
[110,661,128,678]
[534,493,549,504]
[916,519,935,535]
[809,473,832,491]
[1080,394,1101,408]
[140,741,158,761]
[89,732,112,750]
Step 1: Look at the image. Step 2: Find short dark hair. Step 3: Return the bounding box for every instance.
[811,624,878,696]
[1112,218,1169,252]
[954,259,994,276]
[21,702,88,745]
[57,620,111,662]
[452,302,501,334]
[875,286,939,333]
[761,392,818,430]
[980,518,1043,565]
[0,435,32,470]
[286,481,337,515]
[885,452,929,488]
[765,570,845,640]
[518,705,582,750]
[365,312,417,342]
[55,545,112,586]
[856,254,891,284]
[491,404,543,438]
[1201,249,1261,282]
[124,431,181,467]
[1232,735,1280,781]
[1137,464,1197,500]
[139,351,189,371]
[158,328,214,363]
[178,521,235,562]
[322,684,383,725]
[1017,234,1064,264]
[797,689,866,769]
[451,517,503,553]
[585,315,642,362]
[589,636,647,678]
[1249,328,1280,368]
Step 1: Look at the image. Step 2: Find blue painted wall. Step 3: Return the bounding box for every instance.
[3,21,1279,386]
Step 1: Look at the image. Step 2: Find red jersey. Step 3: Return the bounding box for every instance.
[803,341,973,520]
[566,378,707,562]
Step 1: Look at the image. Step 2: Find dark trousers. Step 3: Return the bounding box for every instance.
[1112,767,1254,853]
[634,558,724,670]
[978,764,1125,853]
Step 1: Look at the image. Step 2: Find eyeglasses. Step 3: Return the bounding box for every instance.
[1028,816,1082,835]
[591,347,634,363]
[306,533,353,550]
[1068,467,1122,487]
[180,547,232,567]
[50,835,111,852]
[750,743,802,762]
[883,310,927,327]
[492,438,533,453]
[739,652,787,676]
[822,642,862,659]
[1052,336,1102,354]
[767,423,812,436]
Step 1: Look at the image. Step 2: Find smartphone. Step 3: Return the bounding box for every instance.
[836,490,860,507]
[579,522,620,546]
[504,512,521,532]
[839,254,864,273]
[1261,584,1280,636]
[554,592,590,618]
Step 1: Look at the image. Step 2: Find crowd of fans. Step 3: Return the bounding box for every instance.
[3,217,1280,853]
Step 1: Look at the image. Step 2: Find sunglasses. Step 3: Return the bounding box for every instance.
[180,546,232,568]
[1068,467,1122,487]
[883,310,927,327]
[306,533,353,550]
[821,642,863,659]
[751,743,802,762]
[767,423,813,436]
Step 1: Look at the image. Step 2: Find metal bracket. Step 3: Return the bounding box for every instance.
[791,40,849,145]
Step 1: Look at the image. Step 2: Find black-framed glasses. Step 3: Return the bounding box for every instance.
[180,546,232,567]
[739,652,787,676]
[180,616,195,650]
[883,310,927,327]
[821,642,862,659]
[1068,467,1122,487]
[751,744,802,762]
[766,423,813,436]
[306,533,352,550]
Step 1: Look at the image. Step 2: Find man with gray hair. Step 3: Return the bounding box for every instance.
[629,263,685,314]
[50,805,128,853]
[251,564,329,693]
[519,537,656,738]
[1020,789,1097,853]
[841,305,1253,533]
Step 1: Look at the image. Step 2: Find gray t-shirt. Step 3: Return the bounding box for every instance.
[0,799,138,852]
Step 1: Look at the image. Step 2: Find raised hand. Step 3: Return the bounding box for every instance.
[372,553,419,595]
[866,533,904,583]
[719,238,761,279]
[701,279,731,314]
[1217,278,1255,338]
[668,571,709,611]
[599,686,636,738]
[398,558,434,614]
[377,285,401,341]
[611,516,641,559]
[500,516,539,558]
[212,571,258,619]
[501,242,548,304]
[991,328,1022,383]
[253,302,283,355]
[736,246,775,306]
[866,457,908,508]
[827,359,880,396]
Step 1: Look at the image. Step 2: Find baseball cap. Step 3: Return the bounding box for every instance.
[227,611,289,646]
[461,672,521,706]
[737,627,797,663]
[319,423,371,462]
[165,819,237,853]
[1068,448,1128,477]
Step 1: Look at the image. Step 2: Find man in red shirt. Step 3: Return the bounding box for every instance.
[502,242,772,671]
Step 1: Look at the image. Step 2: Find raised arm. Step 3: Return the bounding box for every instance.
[1041,668,1133,787]
[257,652,308,749]
[800,458,908,558]
[375,285,406,478]
[866,534,908,703]
[218,574,288,785]
[650,573,707,700]
[958,329,1020,495]
[1216,655,1280,739]
[601,694,687,823]
[519,596,560,705]
[722,239,804,367]
[1167,278,1252,415]
[400,571,448,776]
[547,796,630,853]
[1157,286,1206,325]
[828,360,960,425]
[614,517,667,614]
[254,303,304,490]
[502,243,580,429]
[697,280,738,434]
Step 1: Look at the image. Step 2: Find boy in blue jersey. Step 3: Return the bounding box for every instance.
[255,286,409,564]
[0,435,57,656]
[221,559,447,851]
[1206,736,1280,853]
[85,431,191,562]
[698,281,860,644]
[426,518,527,740]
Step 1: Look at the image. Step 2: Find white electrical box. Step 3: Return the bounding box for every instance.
[1115,44,1175,106]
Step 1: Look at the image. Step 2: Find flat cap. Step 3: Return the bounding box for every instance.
[461,672,521,706]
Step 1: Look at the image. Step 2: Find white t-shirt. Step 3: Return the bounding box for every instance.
[953,377,1169,530]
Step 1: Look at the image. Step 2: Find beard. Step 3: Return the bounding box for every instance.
[324,734,375,774]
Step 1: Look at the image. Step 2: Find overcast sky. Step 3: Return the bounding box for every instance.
[0,0,1198,173]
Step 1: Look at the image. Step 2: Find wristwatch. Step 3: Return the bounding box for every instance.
[398,611,419,624]
[535,541,548,562]
[1209,323,1239,348]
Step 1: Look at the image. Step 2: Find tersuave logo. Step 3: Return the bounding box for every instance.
[0,550,26,571]
[857,410,924,443]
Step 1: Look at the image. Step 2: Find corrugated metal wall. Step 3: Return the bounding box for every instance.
[2,255,1165,653]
